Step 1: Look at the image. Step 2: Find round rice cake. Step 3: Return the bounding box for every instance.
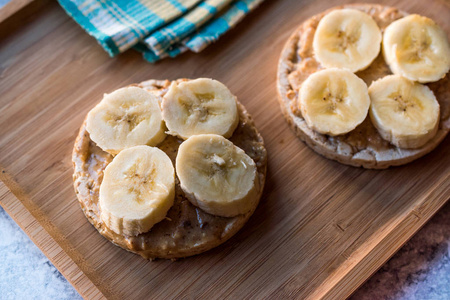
[277,4,450,169]
[72,79,267,260]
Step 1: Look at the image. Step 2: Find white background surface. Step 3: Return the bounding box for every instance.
[0,206,81,299]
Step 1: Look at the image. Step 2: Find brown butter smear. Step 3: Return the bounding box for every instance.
[73,80,267,259]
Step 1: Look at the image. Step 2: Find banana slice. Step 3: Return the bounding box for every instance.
[162,79,239,139]
[369,75,440,149]
[176,134,258,217]
[86,87,166,155]
[313,8,382,72]
[383,14,450,83]
[99,145,175,236]
[299,68,370,136]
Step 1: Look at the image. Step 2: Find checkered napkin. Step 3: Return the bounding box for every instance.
[58,0,264,62]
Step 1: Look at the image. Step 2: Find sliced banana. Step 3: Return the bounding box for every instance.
[369,75,440,149]
[99,145,175,236]
[313,8,382,72]
[299,68,370,136]
[383,14,450,83]
[176,134,258,217]
[86,87,166,155]
[162,78,239,140]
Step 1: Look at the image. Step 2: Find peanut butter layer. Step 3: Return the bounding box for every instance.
[277,4,450,169]
[72,80,267,259]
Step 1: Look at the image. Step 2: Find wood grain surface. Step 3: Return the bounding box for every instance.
[0,0,37,23]
[0,0,449,299]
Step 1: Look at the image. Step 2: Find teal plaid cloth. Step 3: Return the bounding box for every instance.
[58,0,264,62]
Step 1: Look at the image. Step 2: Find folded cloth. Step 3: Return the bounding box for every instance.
[143,0,234,56]
[58,0,264,62]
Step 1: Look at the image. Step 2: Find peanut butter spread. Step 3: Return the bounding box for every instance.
[72,80,267,259]
[277,4,450,168]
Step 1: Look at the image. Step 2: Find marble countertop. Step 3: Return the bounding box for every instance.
[0,201,448,299]
[0,206,80,300]
[351,201,450,300]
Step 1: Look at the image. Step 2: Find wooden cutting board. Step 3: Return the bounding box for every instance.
[1,0,449,299]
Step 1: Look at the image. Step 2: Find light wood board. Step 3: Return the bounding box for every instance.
[0,0,37,23]
[0,0,449,299]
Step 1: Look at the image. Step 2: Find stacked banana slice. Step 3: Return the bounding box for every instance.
[162,79,239,139]
[87,87,166,155]
[369,75,440,148]
[299,9,449,149]
[299,68,370,136]
[313,8,382,72]
[176,134,258,217]
[383,15,450,83]
[100,146,175,236]
[85,78,259,236]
